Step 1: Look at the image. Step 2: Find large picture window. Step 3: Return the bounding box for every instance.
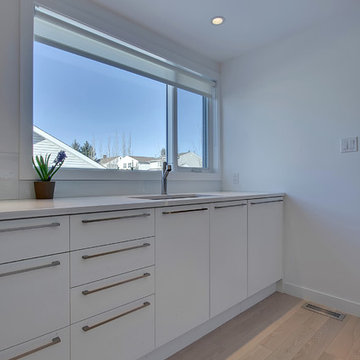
[32,7,215,172]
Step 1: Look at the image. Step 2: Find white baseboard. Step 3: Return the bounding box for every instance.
[282,281,360,316]
[140,283,277,360]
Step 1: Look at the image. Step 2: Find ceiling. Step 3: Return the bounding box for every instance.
[91,0,356,62]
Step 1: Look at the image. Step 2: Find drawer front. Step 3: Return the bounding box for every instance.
[0,328,69,360]
[0,216,69,264]
[0,253,69,351]
[70,209,154,250]
[70,237,154,287]
[71,266,155,323]
[71,296,154,360]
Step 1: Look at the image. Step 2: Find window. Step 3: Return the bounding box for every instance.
[32,7,215,173]
[177,89,207,168]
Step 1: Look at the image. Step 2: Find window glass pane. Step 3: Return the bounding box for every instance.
[177,88,205,168]
[33,42,166,171]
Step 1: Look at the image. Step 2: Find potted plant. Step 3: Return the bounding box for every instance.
[32,151,67,199]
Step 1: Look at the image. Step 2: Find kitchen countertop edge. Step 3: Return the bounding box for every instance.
[0,192,285,221]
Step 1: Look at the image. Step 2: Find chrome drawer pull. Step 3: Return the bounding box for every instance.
[82,302,151,332]
[0,222,60,233]
[82,243,150,260]
[250,199,283,205]
[0,261,61,278]
[162,208,208,215]
[82,213,151,224]
[214,203,247,209]
[82,272,151,295]
[8,337,61,360]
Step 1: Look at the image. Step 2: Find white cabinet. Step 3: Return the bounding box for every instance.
[0,253,69,351]
[71,266,154,323]
[71,296,154,360]
[210,201,248,317]
[0,216,69,264]
[155,205,210,347]
[70,209,154,250]
[70,237,154,287]
[0,328,70,360]
[248,197,283,297]
[0,194,284,360]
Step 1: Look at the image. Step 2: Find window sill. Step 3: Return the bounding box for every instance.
[20,168,221,182]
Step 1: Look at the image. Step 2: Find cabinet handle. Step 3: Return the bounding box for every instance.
[82,243,150,260]
[82,213,151,224]
[82,272,151,295]
[249,199,283,205]
[0,222,60,233]
[8,337,61,360]
[214,203,247,209]
[0,261,61,278]
[162,208,208,215]
[82,302,151,332]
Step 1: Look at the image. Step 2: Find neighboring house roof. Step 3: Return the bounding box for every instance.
[33,126,104,169]
[98,156,119,165]
[130,156,159,163]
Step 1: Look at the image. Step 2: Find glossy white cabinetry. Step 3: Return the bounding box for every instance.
[155,205,210,347]
[0,253,69,351]
[0,328,70,360]
[248,198,283,297]
[71,296,155,360]
[0,194,283,360]
[70,237,154,286]
[71,266,154,323]
[210,201,248,317]
[70,209,154,250]
[0,216,69,264]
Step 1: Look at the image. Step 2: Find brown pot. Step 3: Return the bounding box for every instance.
[34,181,55,199]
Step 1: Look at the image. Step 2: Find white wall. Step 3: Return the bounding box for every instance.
[0,0,221,200]
[222,5,360,313]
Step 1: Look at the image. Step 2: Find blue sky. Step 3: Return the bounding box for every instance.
[33,42,203,159]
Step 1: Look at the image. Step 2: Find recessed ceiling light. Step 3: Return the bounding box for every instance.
[211,16,225,26]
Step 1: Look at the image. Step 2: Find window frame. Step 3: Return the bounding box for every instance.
[19,0,221,182]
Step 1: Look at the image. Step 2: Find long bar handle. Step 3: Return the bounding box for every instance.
[0,222,60,233]
[0,261,61,278]
[82,243,150,260]
[214,203,247,209]
[249,199,283,205]
[8,337,61,360]
[82,272,151,295]
[82,213,150,224]
[82,302,151,332]
[162,208,208,215]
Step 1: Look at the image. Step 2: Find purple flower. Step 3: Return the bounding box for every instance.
[54,151,67,165]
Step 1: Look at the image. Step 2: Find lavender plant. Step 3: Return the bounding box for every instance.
[32,151,67,181]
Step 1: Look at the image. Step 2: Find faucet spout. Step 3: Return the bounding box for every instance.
[161,162,172,195]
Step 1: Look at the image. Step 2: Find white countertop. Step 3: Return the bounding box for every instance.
[0,192,284,220]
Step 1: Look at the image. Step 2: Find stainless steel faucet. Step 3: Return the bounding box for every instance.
[161,162,172,195]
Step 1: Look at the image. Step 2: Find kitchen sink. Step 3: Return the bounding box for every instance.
[131,194,214,200]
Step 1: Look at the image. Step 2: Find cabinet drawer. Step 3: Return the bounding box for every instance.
[71,266,155,323]
[0,253,69,351]
[70,209,154,250]
[0,327,69,360]
[0,216,69,264]
[71,296,154,360]
[70,237,154,287]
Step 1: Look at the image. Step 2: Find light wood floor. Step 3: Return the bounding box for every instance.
[168,292,360,360]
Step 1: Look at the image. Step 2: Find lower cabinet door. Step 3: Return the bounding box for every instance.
[71,296,155,360]
[210,201,248,317]
[248,198,283,296]
[0,328,69,360]
[0,253,69,351]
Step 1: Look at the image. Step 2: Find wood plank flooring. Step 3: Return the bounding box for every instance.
[167,292,360,360]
